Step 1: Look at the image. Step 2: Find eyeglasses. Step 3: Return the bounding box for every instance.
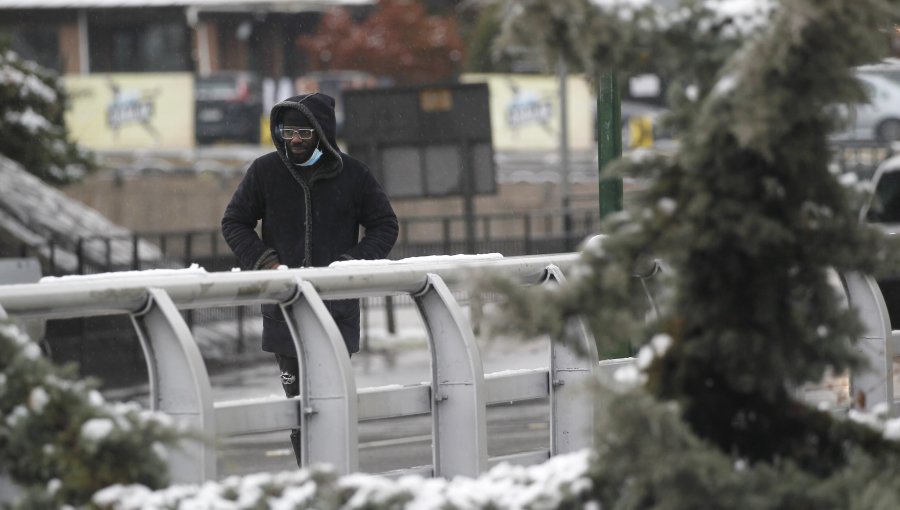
[281,127,315,140]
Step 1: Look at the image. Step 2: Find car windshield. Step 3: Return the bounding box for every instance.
[868,171,900,223]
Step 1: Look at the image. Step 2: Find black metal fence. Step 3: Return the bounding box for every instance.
[830,139,897,181]
[15,207,601,277]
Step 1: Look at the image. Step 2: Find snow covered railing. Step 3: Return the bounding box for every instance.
[0,252,617,484]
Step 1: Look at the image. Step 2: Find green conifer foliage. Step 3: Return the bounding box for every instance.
[0,319,181,507]
[0,39,93,185]
[499,0,900,480]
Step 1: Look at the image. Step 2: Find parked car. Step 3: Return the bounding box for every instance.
[195,72,263,145]
[859,153,900,325]
[861,153,900,228]
[855,58,900,86]
[832,71,900,143]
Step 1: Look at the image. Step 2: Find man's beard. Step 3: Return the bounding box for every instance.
[289,145,311,165]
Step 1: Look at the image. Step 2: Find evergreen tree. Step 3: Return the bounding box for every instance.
[0,319,182,508]
[462,2,519,73]
[495,0,900,500]
[0,39,93,185]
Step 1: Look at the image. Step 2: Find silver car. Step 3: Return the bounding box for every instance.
[834,71,900,142]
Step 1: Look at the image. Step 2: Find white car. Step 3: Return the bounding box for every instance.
[859,153,900,327]
[861,153,900,230]
[833,72,900,142]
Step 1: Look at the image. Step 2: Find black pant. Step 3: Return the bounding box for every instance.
[275,352,351,468]
[275,353,303,468]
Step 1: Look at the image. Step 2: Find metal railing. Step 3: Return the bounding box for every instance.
[6,208,605,377]
[0,251,630,484]
[0,254,895,487]
[842,273,897,415]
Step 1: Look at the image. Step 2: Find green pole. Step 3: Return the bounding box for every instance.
[598,71,630,359]
[598,71,623,217]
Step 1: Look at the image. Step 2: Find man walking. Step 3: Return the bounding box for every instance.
[221,92,398,466]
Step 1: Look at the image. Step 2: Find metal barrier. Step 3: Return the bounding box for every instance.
[0,257,895,487]
[843,273,896,414]
[0,252,626,484]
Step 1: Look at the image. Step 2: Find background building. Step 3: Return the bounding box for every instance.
[0,0,374,76]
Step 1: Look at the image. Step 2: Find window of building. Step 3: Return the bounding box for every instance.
[91,18,191,73]
[4,26,61,71]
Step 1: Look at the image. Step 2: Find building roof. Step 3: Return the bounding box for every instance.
[0,0,371,10]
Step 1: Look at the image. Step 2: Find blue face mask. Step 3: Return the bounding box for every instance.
[299,143,323,167]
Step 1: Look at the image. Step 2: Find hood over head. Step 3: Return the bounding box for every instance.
[270,93,342,175]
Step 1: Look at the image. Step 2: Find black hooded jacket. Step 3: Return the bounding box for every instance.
[221,93,398,355]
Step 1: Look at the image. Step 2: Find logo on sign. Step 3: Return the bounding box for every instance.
[105,79,160,140]
[505,89,553,129]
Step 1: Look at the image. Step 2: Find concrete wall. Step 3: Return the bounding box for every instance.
[62,171,601,237]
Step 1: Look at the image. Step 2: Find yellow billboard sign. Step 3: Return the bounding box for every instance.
[461,73,594,151]
[63,73,194,150]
